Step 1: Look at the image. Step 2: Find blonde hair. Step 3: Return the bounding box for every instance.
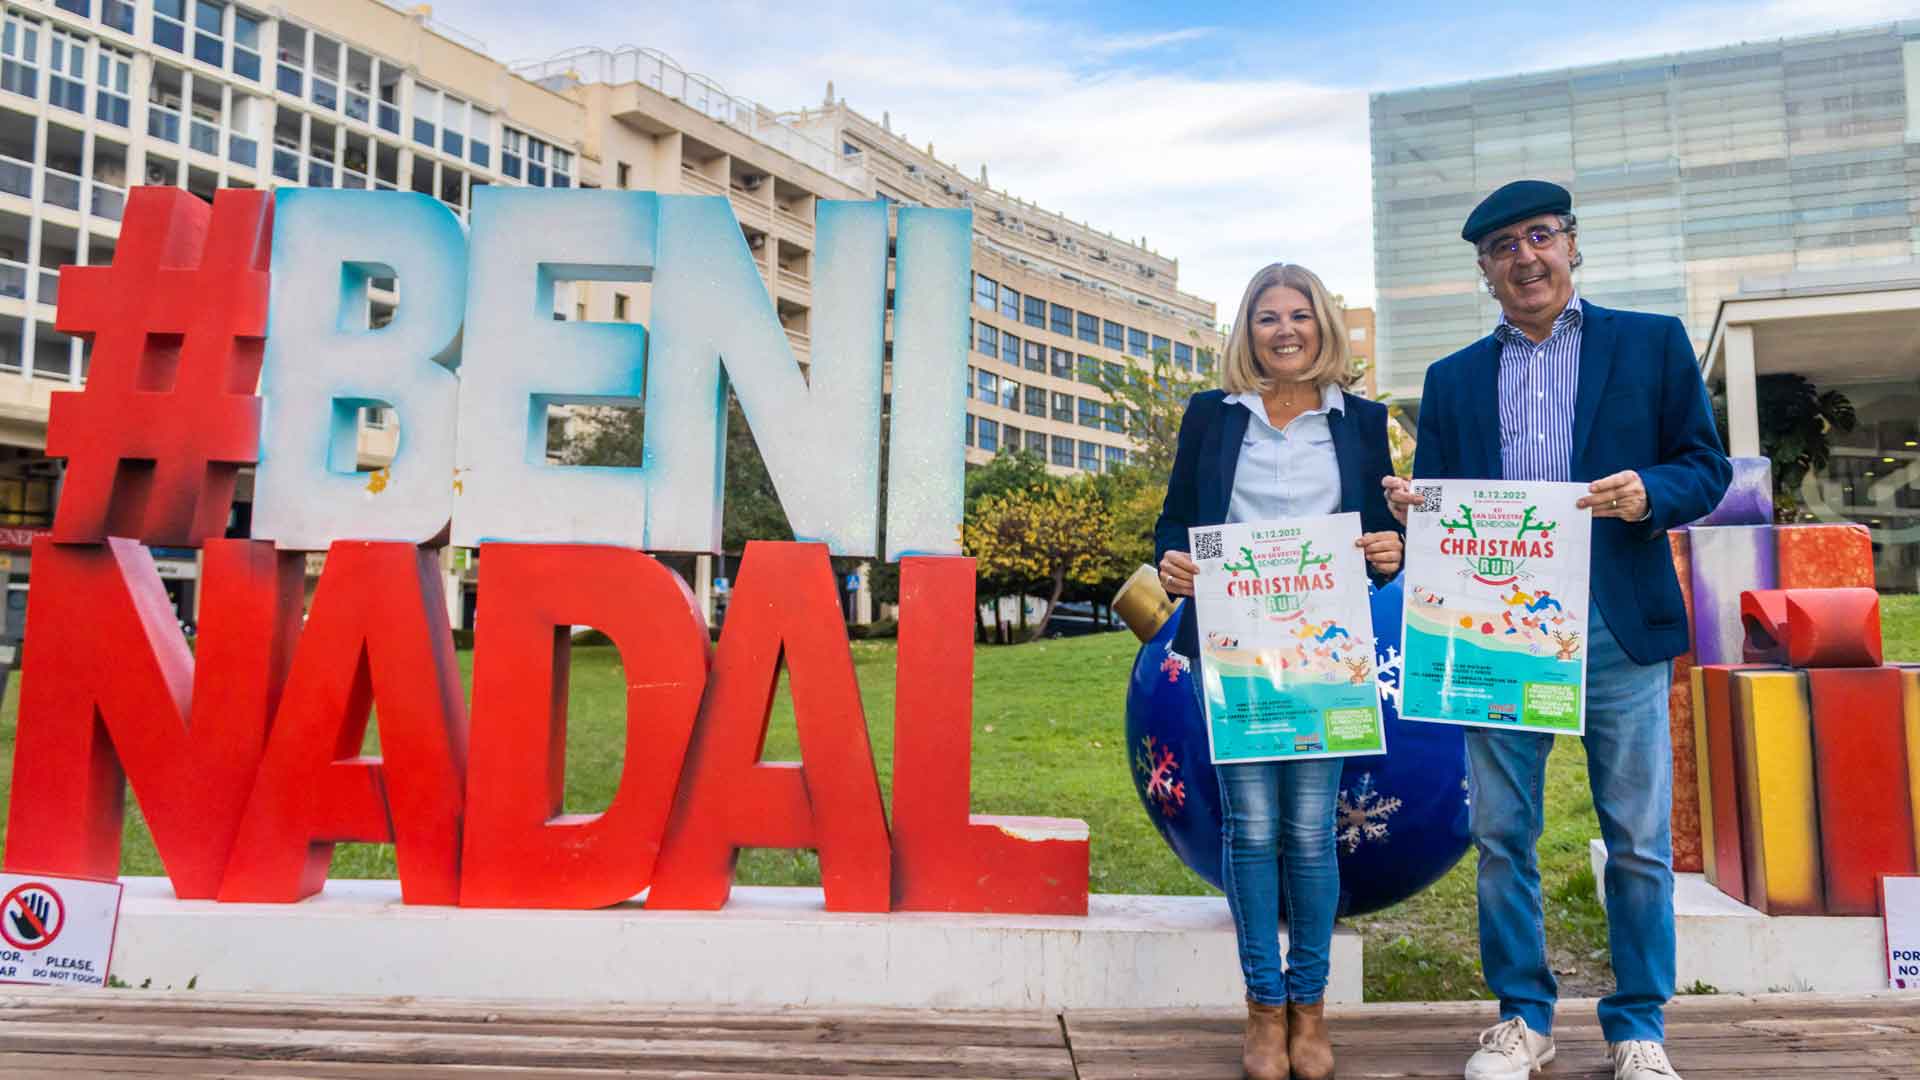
[1221,263,1352,396]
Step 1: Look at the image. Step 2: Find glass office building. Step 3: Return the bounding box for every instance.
[1370,21,1920,402]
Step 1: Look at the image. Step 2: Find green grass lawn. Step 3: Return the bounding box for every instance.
[1,599,1915,1002]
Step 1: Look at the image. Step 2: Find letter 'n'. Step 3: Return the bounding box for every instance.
[3,537,303,897]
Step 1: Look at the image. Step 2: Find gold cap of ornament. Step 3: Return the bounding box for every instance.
[1113,564,1177,644]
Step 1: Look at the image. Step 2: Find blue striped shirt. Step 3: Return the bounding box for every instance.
[1496,293,1583,482]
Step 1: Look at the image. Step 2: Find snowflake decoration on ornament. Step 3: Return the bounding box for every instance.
[1336,772,1403,854]
[1159,643,1191,683]
[1133,735,1186,817]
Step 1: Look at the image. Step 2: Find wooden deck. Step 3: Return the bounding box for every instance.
[0,988,1913,1077]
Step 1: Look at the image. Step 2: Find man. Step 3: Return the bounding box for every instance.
[1384,180,1730,1080]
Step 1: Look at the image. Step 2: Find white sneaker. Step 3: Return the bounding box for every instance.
[1464,1017,1555,1079]
[1608,1040,1681,1080]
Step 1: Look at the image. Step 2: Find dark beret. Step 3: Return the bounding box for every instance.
[1462,180,1571,244]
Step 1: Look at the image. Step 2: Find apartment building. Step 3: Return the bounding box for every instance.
[0,1,1224,631]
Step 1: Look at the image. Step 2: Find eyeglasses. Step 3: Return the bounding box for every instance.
[1481,224,1572,261]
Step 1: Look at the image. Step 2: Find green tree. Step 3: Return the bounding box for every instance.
[1088,349,1213,482]
[963,481,1113,641]
[1712,374,1857,521]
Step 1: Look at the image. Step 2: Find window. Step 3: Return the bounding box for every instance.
[1078,398,1101,428]
[1079,440,1101,472]
[103,1,135,35]
[501,127,521,178]
[1050,303,1072,337]
[1003,424,1022,451]
[616,161,631,188]
[1127,328,1149,358]
[1103,403,1123,433]
[1000,331,1019,366]
[1106,445,1126,470]
[1076,311,1098,344]
[377,62,400,133]
[613,294,628,321]
[2,14,41,99]
[1077,355,1100,384]
[231,10,260,79]
[1174,341,1193,369]
[1050,347,1073,379]
[503,127,568,187]
[153,0,186,52]
[412,85,437,147]
[1103,360,1123,385]
[95,48,129,126]
[550,146,572,187]
[964,414,974,447]
[440,94,467,158]
[1051,392,1072,422]
[973,273,996,310]
[1023,339,1044,373]
[1023,386,1046,417]
[965,319,972,353]
[192,1,224,67]
[48,30,86,114]
[977,418,998,453]
[975,322,997,356]
[1000,285,1019,320]
[1000,378,1018,411]
[975,369,997,401]
[308,32,339,110]
[1103,320,1123,351]
[275,23,302,95]
[1198,348,1216,373]
[1051,435,1074,467]
[1024,295,1045,328]
[1026,431,1047,455]
[1151,334,1171,360]
[55,1,89,17]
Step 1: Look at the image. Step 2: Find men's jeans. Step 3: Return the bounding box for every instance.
[1466,602,1675,1043]
[1217,756,1344,1005]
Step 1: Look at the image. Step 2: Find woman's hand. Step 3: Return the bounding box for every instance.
[1357,531,1403,577]
[1382,475,1420,526]
[1158,550,1199,597]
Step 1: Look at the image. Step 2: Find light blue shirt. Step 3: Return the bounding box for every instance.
[1495,290,1583,483]
[1223,383,1344,525]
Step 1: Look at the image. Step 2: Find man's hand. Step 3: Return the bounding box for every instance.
[1158,550,1198,597]
[1578,470,1651,521]
[1382,475,1421,526]
[1356,531,1403,577]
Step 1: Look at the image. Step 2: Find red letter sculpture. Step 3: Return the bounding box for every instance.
[219,542,468,904]
[461,544,710,908]
[649,542,891,911]
[890,556,1090,913]
[4,537,302,896]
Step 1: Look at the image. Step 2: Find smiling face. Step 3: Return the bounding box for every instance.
[1250,285,1320,385]
[1477,212,1579,327]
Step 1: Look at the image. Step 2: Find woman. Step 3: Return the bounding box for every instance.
[1153,263,1403,1080]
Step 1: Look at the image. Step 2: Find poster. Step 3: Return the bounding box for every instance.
[1189,513,1385,764]
[1401,480,1592,734]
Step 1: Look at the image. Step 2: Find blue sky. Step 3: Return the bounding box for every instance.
[433,0,1920,314]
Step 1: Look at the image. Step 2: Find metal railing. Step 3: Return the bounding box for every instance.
[0,155,30,199]
[511,46,867,186]
[90,182,124,220]
[42,168,80,211]
[0,259,26,301]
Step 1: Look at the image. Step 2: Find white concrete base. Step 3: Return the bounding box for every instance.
[107,878,1362,1008]
[1589,839,1887,993]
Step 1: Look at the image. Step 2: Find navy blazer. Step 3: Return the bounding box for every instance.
[1412,299,1730,666]
[1153,388,1403,660]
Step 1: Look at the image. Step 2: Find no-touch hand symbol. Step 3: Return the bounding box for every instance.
[47,186,272,546]
[0,883,66,951]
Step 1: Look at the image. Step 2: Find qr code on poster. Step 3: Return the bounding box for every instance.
[1193,528,1224,561]
[1415,485,1443,513]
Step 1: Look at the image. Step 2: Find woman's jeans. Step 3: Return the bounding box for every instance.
[1216,756,1343,1005]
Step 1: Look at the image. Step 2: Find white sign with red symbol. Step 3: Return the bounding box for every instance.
[1887,876,1920,991]
[0,872,122,988]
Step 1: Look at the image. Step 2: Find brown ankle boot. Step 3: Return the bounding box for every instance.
[1287,1001,1334,1080]
[1242,997,1288,1080]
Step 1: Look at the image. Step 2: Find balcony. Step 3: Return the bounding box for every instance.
[784,327,809,354]
[728,190,769,228]
[678,166,724,196]
[90,183,125,221]
[36,268,56,307]
[774,204,814,240]
[0,155,31,200]
[0,259,25,301]
[42,168,81,212]
[189,120,220,157]
[148,105,182,144]
[777,266,809,295]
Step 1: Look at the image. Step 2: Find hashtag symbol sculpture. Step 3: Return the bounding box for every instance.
[49,187,272,546]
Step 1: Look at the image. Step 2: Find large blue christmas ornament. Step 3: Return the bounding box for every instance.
[1120,573,1470,916]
